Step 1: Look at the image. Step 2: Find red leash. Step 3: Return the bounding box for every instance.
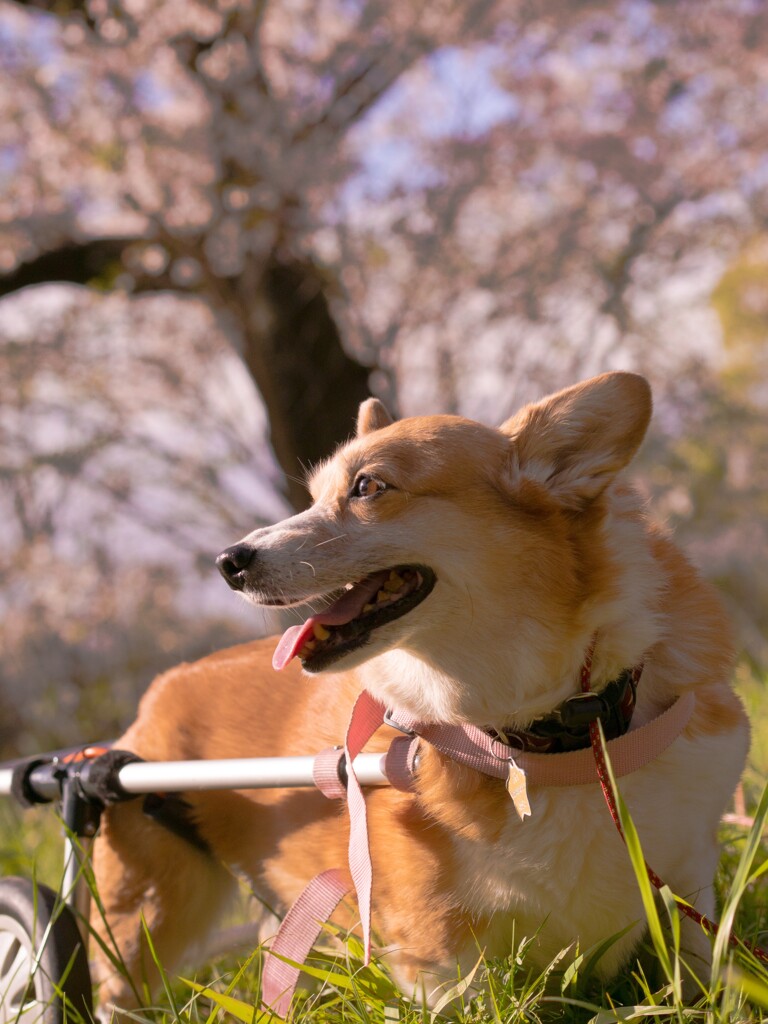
[580,646,768,968]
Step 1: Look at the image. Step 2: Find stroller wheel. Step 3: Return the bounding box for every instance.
[0,876,92,1024]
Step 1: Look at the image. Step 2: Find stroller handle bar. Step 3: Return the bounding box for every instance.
[0,752,391,804]
[116,753,390,793]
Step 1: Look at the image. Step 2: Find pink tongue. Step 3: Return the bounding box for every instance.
[272,572,390,671]
[272,622,316,671]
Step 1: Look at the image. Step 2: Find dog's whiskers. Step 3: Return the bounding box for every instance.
[313,534,348,548]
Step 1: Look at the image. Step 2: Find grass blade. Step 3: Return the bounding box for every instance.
[596,723,673,984]
[713,781,768,978]
[183,977,281,1023]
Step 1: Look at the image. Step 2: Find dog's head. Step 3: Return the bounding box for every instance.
[218,372,652,723]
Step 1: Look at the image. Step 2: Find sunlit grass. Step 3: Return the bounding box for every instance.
[734,663,768,807]
[0,798,62,886]
[163,787,767,1024]
[0,665,766,1022]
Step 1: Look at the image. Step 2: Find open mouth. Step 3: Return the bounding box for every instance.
[272,565,436,672]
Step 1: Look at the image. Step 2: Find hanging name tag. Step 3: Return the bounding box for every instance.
[506,760,531,820]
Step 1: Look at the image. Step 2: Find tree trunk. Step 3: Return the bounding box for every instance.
[232,254,373,511]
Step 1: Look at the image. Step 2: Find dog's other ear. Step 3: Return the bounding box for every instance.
[500,372,652,509]
[357,398,394,436]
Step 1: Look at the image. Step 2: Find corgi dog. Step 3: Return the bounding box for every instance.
[91,372,749,1011]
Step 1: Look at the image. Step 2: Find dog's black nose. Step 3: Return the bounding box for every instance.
[216,544,256,591]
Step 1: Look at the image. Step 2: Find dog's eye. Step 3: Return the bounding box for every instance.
[351,474,387,499]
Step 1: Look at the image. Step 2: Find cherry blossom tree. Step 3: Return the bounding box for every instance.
[1,0,767,749]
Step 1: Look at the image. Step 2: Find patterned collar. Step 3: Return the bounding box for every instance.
[490,667,639,754]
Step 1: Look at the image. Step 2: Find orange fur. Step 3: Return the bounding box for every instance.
[91,373,749,1012]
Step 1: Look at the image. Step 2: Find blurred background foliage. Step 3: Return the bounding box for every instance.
[0,0,766,759]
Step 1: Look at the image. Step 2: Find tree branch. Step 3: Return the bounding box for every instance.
[0,238,139,297]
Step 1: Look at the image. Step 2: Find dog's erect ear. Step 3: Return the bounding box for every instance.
[500,372,652,508]
[356,398,394,436]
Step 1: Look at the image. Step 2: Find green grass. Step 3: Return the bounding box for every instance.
[163,787,768,1024]
[1,668,766,1023]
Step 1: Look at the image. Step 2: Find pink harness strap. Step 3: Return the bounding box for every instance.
[261,691,386,1014]
[261,868,351,1016]
[312,745,346,799]
[342,690,388,962]
[387,692,695,787]
[261,677,697,1014]
[383,734,419,791]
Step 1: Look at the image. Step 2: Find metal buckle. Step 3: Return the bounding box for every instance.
[383,709,416,736]
[559,692,606,729]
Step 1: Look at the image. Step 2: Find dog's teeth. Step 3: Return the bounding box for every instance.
[363,603,375,613]
[303,639,316,652]
[383,572,405,592]
[376,589,391,604]
[313,623,331,640]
